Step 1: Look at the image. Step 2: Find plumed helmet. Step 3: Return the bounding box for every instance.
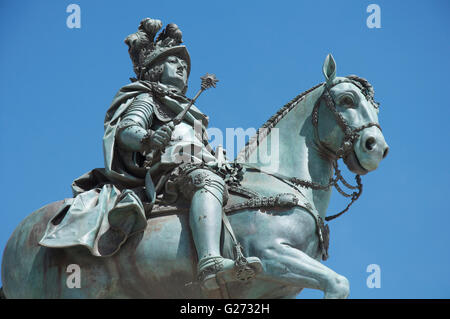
[124,18,191,80]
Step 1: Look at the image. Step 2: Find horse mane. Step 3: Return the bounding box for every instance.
[236,82,323,161]
[236,75,377,161]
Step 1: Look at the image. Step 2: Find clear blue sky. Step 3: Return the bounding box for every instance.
[1,0,449,298]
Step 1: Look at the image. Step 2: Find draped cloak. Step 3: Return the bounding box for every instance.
[39,81,211,257]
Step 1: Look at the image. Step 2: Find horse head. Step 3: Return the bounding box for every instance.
[315,54,389,175]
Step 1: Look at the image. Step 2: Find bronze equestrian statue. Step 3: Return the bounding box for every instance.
[1,18,389,299]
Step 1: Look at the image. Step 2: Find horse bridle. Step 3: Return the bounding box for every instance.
[312,80,382,161]
[305,79,382,221]
[243,79,382,221]
[269,79,382,221]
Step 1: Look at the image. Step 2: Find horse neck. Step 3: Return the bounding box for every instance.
[243,86,334,218]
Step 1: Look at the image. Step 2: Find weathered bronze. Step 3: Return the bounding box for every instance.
[1,17,388,299]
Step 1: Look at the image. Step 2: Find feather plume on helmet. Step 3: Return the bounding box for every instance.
[124,18,191,81]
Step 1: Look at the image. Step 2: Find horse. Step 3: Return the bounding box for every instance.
[1,54,388,299]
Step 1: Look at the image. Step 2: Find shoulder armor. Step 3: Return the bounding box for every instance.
[131,91,176,123]
[152,98,177,123]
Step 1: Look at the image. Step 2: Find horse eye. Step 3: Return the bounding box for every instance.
[340,96,355,107]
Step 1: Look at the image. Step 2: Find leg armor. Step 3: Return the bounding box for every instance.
[177,168,262,296]
[178,169,228,262]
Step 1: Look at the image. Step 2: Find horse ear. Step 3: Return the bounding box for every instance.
[322,53,336,85]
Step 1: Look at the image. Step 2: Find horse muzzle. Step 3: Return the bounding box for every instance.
[347,127,389,174]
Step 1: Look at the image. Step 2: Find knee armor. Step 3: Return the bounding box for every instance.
[179,168,228,206]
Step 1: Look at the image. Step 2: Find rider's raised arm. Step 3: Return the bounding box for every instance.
[117,93,155,154]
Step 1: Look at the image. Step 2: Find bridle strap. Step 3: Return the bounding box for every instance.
[312,83,382,160]
[310,81,381,221]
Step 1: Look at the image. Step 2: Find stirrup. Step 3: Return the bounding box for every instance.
[233,256,263,282]
[197,256,263,298]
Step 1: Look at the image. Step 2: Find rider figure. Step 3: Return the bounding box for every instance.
[116,18,261,292]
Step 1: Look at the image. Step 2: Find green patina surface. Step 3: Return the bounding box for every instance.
[1,18,388,299]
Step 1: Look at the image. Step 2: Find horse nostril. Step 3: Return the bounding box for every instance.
[365,137,376,151]
[383,147,389,159]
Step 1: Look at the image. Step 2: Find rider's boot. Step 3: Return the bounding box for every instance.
[188,172,262,296]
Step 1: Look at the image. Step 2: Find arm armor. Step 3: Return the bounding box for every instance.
[117,93,155,153]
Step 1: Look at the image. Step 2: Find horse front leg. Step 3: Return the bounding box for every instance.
[256,240,349,299]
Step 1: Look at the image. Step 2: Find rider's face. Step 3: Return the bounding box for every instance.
[160,56,188,91]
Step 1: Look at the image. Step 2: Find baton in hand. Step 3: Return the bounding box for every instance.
[143,73,219,168]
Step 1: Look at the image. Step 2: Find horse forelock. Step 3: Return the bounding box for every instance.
[342,75,379,109]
